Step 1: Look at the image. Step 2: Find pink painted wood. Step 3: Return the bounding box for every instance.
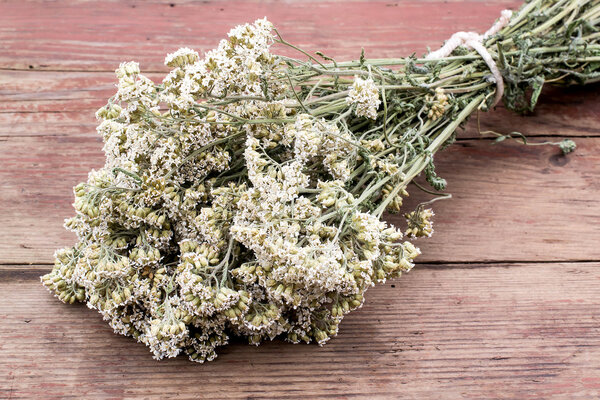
[1,1,599,398]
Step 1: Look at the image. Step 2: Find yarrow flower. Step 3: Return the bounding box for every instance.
[42,0,593,362]
[405,208,435,238]
[347,76,381,119]
[165,47,200,68]
[426,88,449,120]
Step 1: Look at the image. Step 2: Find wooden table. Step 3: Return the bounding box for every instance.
[1,1,599,398]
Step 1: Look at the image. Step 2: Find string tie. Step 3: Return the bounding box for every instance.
[426,10,512,106]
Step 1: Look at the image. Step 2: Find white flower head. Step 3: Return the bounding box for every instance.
[165,47,199,68]
[347,76,381,119]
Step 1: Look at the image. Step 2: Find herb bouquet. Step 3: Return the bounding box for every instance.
[42,0,600,362]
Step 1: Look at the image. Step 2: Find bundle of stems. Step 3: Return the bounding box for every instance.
[43,0,599,362]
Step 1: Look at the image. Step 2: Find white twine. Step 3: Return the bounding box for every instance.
[426,10,513,107]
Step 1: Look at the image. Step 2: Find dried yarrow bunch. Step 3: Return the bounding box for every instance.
[43,0,600,362]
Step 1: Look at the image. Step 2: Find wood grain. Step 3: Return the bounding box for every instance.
[0,0,522,72]
[1,262,599,399]
[2,0,599,398]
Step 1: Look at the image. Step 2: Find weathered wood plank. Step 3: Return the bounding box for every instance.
[0,71,163,114]
[0,2,598,399]
[1,133,598,265]
[0,0,522,71]
[1,1,598,399]
[1,262,599,399]
[399,136,600,262]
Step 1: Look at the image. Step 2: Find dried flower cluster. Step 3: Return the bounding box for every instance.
[43,0,600,362]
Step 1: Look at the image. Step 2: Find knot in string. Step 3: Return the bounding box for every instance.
[425,10,512,107]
